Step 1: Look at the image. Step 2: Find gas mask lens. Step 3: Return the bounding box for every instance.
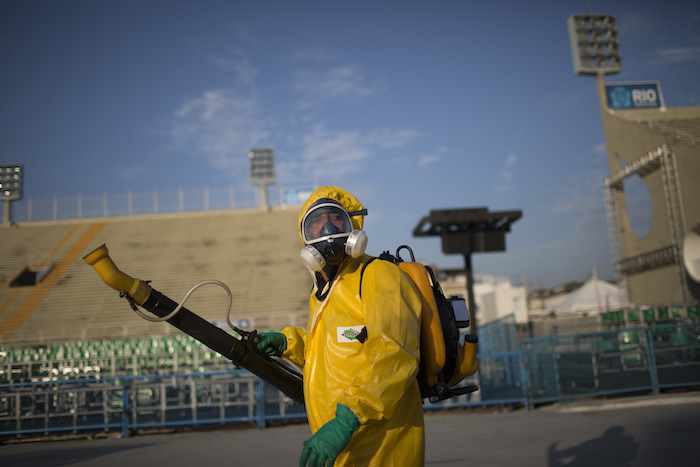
[302,203,353,244]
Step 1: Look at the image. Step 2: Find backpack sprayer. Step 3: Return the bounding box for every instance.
[360,245,479,402]
[83,244,305,405]
[84,242,478,406]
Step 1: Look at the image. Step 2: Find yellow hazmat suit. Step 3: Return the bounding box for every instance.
[281,186,425,466]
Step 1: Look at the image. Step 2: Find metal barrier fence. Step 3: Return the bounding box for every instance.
[522,322,700,404]
[1,322,698,441]
[0,371,306,441]
[428,314,530,410]
[426,352,528,412]
[0,365,511,441]
[478,314,521,354]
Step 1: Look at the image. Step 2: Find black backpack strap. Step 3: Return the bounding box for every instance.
[356,257,378,344]
[358,257,377,299]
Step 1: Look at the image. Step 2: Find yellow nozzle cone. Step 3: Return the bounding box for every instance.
[83,244,152,305]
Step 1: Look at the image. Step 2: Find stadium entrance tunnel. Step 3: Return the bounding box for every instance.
[9,265,53,287]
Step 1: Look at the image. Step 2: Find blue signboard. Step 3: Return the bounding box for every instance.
[605,82,663,109]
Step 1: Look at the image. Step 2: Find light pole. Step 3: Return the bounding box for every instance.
[568,14,631,301]
[567,14,622,111]
[249,149,275,211]
[1,164,23,227]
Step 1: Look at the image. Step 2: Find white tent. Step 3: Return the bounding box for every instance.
[544,278,627,315]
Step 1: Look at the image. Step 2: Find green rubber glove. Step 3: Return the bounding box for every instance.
[300,403,360,467]
[255,332,287,357]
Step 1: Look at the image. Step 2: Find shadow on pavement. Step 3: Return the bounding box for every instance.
[547,426,639,467]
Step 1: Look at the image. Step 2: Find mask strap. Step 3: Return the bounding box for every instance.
[347,208,367,217]
[314,265,338,300]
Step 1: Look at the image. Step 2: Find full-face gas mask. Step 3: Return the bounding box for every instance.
[299,202,367,272]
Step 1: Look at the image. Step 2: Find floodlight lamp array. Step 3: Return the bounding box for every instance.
[0,164,23,200]
[249,148,275,185]
[567,14,622,76]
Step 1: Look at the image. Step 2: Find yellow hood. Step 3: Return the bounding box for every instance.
[297,186,365,244]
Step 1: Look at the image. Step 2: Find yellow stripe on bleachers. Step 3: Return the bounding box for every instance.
[43,223,82,262]
[0,288,23,318]
[0,222,107,340]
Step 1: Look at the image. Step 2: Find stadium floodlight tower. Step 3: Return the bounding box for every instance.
[249,148,275,211]
[1,164,23,227]
[413,207,522,336]
[567,14,622,109]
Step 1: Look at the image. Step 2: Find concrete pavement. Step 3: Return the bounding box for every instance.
[1,392,699,466]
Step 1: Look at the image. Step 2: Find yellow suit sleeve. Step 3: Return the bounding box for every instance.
[280,326,307,368]
[341,261,422,424]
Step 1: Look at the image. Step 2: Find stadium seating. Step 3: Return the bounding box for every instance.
[0,207,311,349]
[0,334,246,384]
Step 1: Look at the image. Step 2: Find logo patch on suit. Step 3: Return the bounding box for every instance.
[337,326,365,343]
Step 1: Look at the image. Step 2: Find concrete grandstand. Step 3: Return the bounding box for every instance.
[0,206,311,347]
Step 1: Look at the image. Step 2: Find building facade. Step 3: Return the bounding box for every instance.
[440,270,528,325]
[602,105,700,306]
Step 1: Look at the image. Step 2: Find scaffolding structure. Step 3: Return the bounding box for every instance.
[604,144,689,305]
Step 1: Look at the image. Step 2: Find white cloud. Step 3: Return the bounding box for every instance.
[649,46,700,66]
[291,66,386,109]
[278,125,416,183]
[593,141,607,156]
[211,51,259,85]
[366,128,419,149]
[301,125,368,163]
[167,88,271,178]
[546,166,608,230]
[223,21,261,47]
[493,184,510,194]
[548,192,596,216]
[494,153,518,193]
[499,168,514,183]
[419,154,441,167]
[164,49,407,186]
[289,47,338,63]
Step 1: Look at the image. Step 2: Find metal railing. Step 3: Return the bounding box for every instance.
[0,185,314,223]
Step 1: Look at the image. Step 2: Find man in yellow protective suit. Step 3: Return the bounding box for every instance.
[256,186,425,466]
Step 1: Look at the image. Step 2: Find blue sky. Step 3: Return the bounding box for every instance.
[2,1,699,290]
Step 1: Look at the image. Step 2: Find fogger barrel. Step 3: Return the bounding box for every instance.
[83,244,304,405]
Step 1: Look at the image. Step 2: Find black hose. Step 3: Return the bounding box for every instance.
[141,290,305,405]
